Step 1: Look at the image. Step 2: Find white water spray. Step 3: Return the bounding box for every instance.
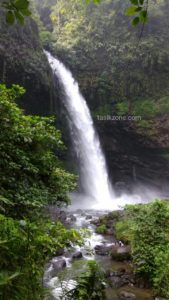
[45,51,115,209]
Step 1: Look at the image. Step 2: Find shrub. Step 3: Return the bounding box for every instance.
[96,224,107,234]
[115,102,129,116]
[0,84,76,216]
[115,200,169,297]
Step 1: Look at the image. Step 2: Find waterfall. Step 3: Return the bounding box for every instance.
[45,51,115,209]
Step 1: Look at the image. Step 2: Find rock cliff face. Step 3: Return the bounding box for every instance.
[96,119,169,195]
[0,15,55,115]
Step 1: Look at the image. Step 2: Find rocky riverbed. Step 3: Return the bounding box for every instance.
[44,208,157,300]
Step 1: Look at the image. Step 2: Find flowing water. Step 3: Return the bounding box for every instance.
[45,51,115,210]
[43,210,153,300]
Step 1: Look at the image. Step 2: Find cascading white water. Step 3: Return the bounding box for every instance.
[45,51,115,208]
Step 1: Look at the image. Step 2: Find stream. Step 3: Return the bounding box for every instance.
[44,209,154,300]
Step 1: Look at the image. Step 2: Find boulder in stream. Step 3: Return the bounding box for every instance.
[52,258,66,274]
[95,244,113,256]
[70,214,77,222]
[111,245,131,261]
[59,211,67,222]
[109,276,128,288]
[86,215,93,220]
[108,269,135,288]
[119,290,136,300]
[72,251,83,259]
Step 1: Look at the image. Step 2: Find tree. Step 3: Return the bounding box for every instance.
[0,84,83,299]
[0,84,76,216]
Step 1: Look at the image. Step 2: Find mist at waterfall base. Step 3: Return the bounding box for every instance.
[45,51,160,210]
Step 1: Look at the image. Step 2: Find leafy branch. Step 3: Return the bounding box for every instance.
[2,0,31,25]
[125,0,149,26]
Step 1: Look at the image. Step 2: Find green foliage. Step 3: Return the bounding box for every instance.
[115,200,169,297]
[0,214,83,299]
[40,30,53,48]
[0,84,82,299]
[96,224,107,234]
[133,98,158,118]
[115,219,132,244]
[115,102,129,116]
[0,84,76,216]
[2,0,31,25]
[153,250,169,298]
[86,0,102,4]
[114,96,166,119]
[157,95,169,115]
[65,261,106,300]
[125,0,148,26]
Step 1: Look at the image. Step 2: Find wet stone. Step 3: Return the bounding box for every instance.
[95,244,112,256]
[119,291,136,300]
[52,258,66,273]
[86,215,92,220]
[111,245,131,261]
[72,251,83,259]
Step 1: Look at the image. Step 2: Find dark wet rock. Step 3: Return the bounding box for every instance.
[86,215,92,220]
[135,276,151,289]
[97,120,169,192]
[59,211,67,222]
[111,245,131,261]
[52,258,66,273]
[95,244,113,256]
[90,218,100,226]
[72,251,83,259]
[48,207,67,222]
[69,214,77,222]
[117,268,126,274]
[119,291,136,300]
[109,269,126,277]
[55,248,65,256]
[108,269,135,288]
[81,212,86,217]
[109,276,128,288]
